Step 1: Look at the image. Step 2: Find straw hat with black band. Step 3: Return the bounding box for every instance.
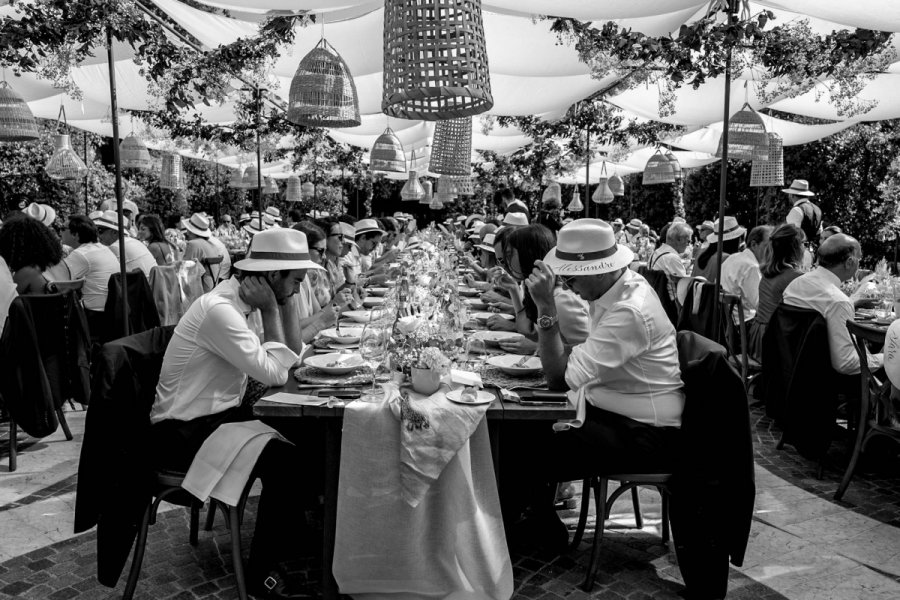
[183,213,212,239]
[234,228,324,272]
[354,218,384,237]
[24,202,57,227]
[706,216,746,244]
[781,179,815,197]
[542,219,635,276]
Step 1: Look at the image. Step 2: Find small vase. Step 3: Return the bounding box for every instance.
[410,366,442,395]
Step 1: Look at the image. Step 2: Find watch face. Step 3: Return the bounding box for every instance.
[538,315,553,328]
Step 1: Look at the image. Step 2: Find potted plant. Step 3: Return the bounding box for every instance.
[410,346,450,395]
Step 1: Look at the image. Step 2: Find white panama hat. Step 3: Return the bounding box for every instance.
[502,213,529,227]
[183,213,212,238]
[883,320,900,389]
[542,219,634,276]
[354,218,384,236]
[92,210,128,232]
[476,233,497,253]
[265,206,283,222]
[233,228,325,272]
[706,216,746,243]
[24,202,57,227]
[781,179,815,197]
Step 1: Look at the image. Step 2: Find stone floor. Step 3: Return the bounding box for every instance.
[0,405,899,600]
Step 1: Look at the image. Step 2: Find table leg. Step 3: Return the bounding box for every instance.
[323,419,341,600]
[488,420,501,486]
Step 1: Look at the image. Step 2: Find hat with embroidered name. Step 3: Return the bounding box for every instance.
[542,219,634,276]
[354,218,384,237]
[24,202,57,227]
[502,213,529,227]
[476,233,497,253]
[92,210,128,232]
[781,179,815,197]
[883,320,900,389]
[182,213,212,238]
[234,227,324,272]
[625,218,643,232]
[706,216,746,243]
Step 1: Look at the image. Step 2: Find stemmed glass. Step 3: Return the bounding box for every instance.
[463,338,487,375]
[359,321,389,401]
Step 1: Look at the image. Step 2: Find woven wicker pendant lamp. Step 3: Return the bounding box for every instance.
[382,0,493,120]
[419,180,433,205]
[286,175,302,202]
[664,150,683,180]
[160,154,184,190]
[592,163,614,204]
[401,149,425,201]
[45,107,88,180]
[567,189,584,212]
[429,118,472,176]
[608,172,625,196]
[542,182,561,205]
[262,176,279,195]
[642,149,676,185]
[119,135,152,170]
[0,81,39,142]
[370,127,406,172]
[228,167,245,188]
[288,38,361,128]
[750,132,784,187]
[716,103,769,161]
[449,175,474,196]
[242,165,260,189]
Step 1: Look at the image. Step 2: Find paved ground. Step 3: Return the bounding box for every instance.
[1,405,898,600]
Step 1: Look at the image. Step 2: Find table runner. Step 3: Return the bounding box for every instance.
[333,394,512,600]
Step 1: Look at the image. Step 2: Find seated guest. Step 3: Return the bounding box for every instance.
[502,212,529,228]
[503,219,683,550]
[264,206,283,226]
[138,213,179,266]
[746,224,805,362]
[352,219,388,284]
[783,233,883,375]
[23,202,57,228]
[720,225,772,322]
[93,211,157,278]
[215,214,237,238]
[164,213,187,255]
[0,213,63,294]
[692,216,745,284]
[182,213,224,288]
[612,218,627,245]
[151,228,322,597]
[819,224,842,245]
[59,215,119,313]
[650,221,693,299]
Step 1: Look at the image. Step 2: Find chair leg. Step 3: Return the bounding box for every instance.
[836,426,869,500]
[660,489,670,544]
[9,420,17,472]
[189,502,200,547]
[57,408,73,441]
[228,505,249,600]
[122,502,153,600]
[630,487,643,529]
[580,478,608,592]
[776,432,786,450]
[204,502,217,532]
[569,479,591,551]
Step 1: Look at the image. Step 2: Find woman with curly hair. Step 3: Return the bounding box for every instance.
[0,213,64,294]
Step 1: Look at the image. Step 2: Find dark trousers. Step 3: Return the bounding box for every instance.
[500,404,681,523]
[150,406,321,580]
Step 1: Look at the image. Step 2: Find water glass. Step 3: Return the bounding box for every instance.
[359,323,389,400]
[463,338,487,374]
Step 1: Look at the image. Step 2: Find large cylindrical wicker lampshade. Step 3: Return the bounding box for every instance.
[287,39,361,128]
[242,165,260,189]
[160,154,184,190]
[664,150,683,180]
[429,118,472,176]
[419,180,433,205]
[45,134,88,180]
[382,0,493,120]
[0,81,39,142]
[286,175,302,202]
[642,150,676,185]
[120,135,152,170]
[716,103,769,161]
[370,127,406,173]
[750,132,784,187]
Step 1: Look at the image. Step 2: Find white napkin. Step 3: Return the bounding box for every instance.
[551,386,587,431]
[450,368,483,388]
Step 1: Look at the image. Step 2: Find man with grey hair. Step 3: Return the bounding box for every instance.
[720,225,772,322]
[783,233,882,375]
[649,221,692,300]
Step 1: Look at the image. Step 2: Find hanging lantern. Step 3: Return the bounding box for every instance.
[419,180,433,205]
[608,172,625,196]
[542,182,561,205]
[382,0,493,120]
[642,149,676,185]
[429,117,472,176]
[400,149,425,201]
[45,105,88,181]
[370,127,406,172]
[592,163,614,204]
[159,153,184,190]
[242,164,260,189]
[567,189,584,212]
[119,135,152,170]
[750,132,784,187]
[716,103,769,161]
[301,181,316,200]
[228,167,245,188]
[0,81,39,142]
[664,150,683,180]
[287,38,361,128]
[262,176,279,195]
[435,177,457,204]
[286,175,302,202]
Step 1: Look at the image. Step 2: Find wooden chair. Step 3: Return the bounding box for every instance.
[835,322,900,500]
[570,475,672,591]
[719,293,762,400]
[201,255,225,290]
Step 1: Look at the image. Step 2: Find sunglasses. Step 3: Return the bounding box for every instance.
[310,246,327,256]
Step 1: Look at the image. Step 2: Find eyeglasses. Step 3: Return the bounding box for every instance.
[311,247,326,256]
[328,232,342,238]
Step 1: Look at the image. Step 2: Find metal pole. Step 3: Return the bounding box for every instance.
[83,131,90,214]
[256,88,263,230]
[584,129,590,218]
[106,28,129,338]
[712,0,737,336]
[215,162,220,225]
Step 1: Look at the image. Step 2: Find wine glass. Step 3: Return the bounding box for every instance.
[359,322,389,401]
[463,338,487,374]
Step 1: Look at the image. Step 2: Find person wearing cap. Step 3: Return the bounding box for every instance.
[692,220,715,260]
[151,227,323,598]
[93,210,157,278]
[720,225,772,323]
[649,221,693,301]
[693,216,746,284]
[183,213,227,290]
[59,215,120,326]
[502,218,683,551]
[783,233,883,376]
[782,179,822,242]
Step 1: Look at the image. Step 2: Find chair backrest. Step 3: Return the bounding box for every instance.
[637,266,679,326]
[846,321,892,427]
[719,293,748,370]
[677,279,725,345]
[48,279,85,297]
[103,270,161,343]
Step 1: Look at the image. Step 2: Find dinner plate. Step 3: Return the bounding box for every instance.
[366,287,390,296]
[471,311,514,324]
[343,310,374,323]
[305,352,365,375]
[471,330,524,348]
[465,298,488,310]
[319,327,364,344]
[486,354,543,376]
[446,388,494,405]
[362,296,385,307]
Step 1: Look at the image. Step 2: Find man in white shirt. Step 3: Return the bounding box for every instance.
[650,221,692,300]
[720,225,772,322]
[501,219,683,553]
[182,213,225,290]
[93,210,156,278]
[59,215,120,313]
[783,233,882,375]
[151,228,323,598]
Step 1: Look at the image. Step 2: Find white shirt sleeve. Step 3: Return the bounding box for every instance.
[198,303,298,386]
[741,262,761,312]
[824,299,863,375]
[657,253,687,278]
[64,250,90,279]
[565,305,649,391]
[554,289,590,346]
[786,206,803,227]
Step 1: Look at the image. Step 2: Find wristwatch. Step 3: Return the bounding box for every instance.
[536,313,559,330]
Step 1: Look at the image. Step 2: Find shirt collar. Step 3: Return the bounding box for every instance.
[592,268,635,314]
[222,276,253,315]
[657,243,676,254]
[741,247,758,264]
[813,265,842,287]
[793,198,806,207]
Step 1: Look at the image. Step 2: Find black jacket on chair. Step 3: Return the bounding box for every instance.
[103,270,161,343]
[637,266,679,327]
[0,298,58,437]
[677,279,724,344]
[671,331,755,600]
[74,326,175,587]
